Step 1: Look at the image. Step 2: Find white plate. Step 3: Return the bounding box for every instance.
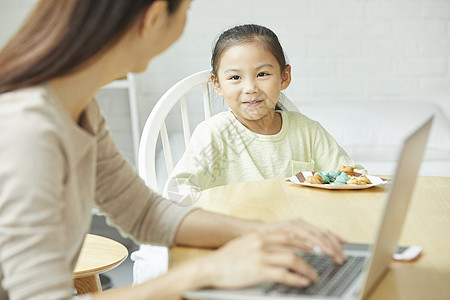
[288,171,390,190]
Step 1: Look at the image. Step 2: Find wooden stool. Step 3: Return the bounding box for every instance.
[73,234,128,295]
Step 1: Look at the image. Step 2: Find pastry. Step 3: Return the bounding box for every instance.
[305,173,323,184]
[347,177,363,185]
[303,168,372,186]
[316,171,332,183]
[333,172,350,185]
[329,170,341,180]
[357,174,372,184]
[338,165,355,176]
[347,174,372,185]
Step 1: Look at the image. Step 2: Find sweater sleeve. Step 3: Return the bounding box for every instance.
[0,105,76,300]
[163,122,221,205]
[311,121,366,172]
[89,102,197,246]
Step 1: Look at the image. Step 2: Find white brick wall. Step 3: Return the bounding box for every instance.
[0,0,37,43]
[140,0,450,108]
[1,0,449,166]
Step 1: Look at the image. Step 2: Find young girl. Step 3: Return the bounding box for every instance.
[164,24,364,204]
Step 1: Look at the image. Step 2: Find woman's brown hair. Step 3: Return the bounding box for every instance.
[0,0,182,94]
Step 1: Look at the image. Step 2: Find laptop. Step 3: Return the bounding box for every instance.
[184,115,434,300]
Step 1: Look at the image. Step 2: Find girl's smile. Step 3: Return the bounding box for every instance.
[243,99,263,107]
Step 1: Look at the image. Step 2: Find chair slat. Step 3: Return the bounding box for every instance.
[160,122,174,174]
[179,96,191,147]
[203,83,211,119]
[139,70,214,192]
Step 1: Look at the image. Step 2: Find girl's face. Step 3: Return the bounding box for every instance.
[211,42,291,127]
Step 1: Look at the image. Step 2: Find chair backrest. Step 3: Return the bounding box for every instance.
[139,69,299,192]
[277,92,299,112]
[139,70,212,191]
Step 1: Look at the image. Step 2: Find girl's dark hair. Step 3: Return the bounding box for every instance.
[0,0,182,94]
[211,24,287,76]
[211,24,288,111]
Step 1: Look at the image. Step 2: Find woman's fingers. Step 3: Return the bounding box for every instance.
[213,232,322,286]
[264,267,312,287]
[263,250,318,282]
[260,220,347,264]
[297,225,346,264]
[246,232,320,282]
[207,220,348,290]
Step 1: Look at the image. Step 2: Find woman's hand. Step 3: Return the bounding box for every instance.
[257,219,347,264]
[199,221,346,290]
[174,210,346,291]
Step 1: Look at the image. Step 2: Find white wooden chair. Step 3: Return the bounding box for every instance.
[138,69,299,192]
[139,70,213,192]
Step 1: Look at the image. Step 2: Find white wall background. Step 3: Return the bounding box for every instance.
[1,0,449,166]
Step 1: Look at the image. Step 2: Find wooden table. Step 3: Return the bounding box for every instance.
[73,234,128,295]
[170,176,450,300]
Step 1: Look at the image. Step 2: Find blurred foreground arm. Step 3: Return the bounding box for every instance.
[93,209,346,300]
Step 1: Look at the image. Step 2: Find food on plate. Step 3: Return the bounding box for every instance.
[338,165,355,176]
[316,171,331,183]
[317,170,340,183]
[333,172,350,185]
[347,174,372,185]
[305,165,371,185]
[305,173,322,184]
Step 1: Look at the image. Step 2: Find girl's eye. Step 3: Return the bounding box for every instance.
[257,72,269,77]
[229,75,241,80]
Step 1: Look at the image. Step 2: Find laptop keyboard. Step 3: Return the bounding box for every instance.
[265,253,365,297]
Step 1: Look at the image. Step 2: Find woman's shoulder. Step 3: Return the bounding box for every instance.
[0,85,61,127]
[1,85,49,106]
[0,86,66,166]
[0,85,71,147]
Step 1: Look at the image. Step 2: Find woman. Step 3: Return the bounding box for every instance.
[0,1,346,299]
